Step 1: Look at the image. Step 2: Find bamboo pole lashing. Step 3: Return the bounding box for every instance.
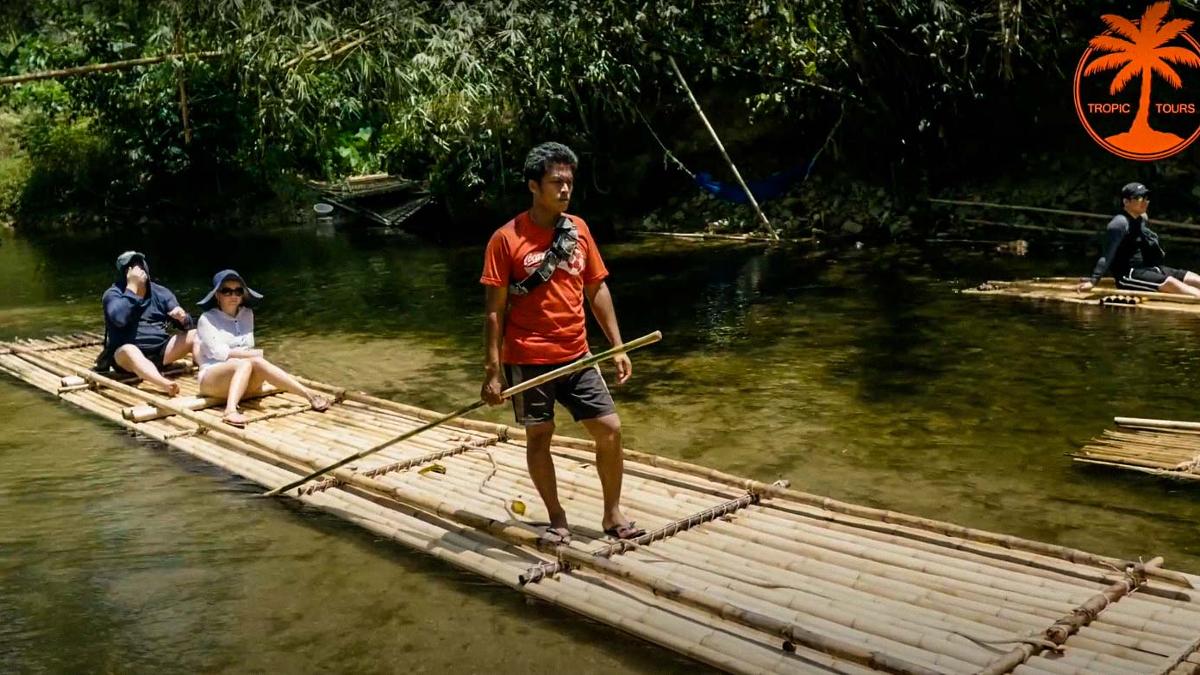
[520,491,761,583]
[976,557,1164,675]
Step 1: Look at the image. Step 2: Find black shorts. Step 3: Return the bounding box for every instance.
[111,340,169,374]
[504,360,616,426]
[1116,265,1189,291]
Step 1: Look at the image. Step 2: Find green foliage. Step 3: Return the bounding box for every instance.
[0,0,1182,231]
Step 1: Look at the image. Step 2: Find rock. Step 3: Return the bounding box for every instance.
[841,220,863,234]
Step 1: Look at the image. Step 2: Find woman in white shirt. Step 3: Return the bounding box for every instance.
[195,269,330,428]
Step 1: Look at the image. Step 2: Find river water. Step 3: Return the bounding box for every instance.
[3,223,1200,673]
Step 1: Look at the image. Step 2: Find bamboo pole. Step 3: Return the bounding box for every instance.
[263,331,662,496]
[0,51,223,86]
[929,198,1200,234]
[1116,417,1200,432]
[976,557,1164,675]
[666,55,778,242]
[121,385,280,422]
[174,27,192,145]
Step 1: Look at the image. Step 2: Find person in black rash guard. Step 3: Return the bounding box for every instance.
[1078,183,1200,298]
[96,251,197,396]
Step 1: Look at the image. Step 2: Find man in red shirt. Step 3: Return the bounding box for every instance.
[480,142,643,544]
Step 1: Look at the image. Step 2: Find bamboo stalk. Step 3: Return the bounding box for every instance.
[121,385,280,422]
[929,198,1200,234]
[666,55,778,241]
[0,51,223,86]
[1117,417,1200,432]
[174,28,192,145]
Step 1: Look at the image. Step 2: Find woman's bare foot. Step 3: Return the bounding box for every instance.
[222,410,248,428]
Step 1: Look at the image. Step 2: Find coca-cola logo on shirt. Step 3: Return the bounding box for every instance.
[522,247,585,277]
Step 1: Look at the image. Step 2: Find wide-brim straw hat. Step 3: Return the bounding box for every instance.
[198,269,263,309]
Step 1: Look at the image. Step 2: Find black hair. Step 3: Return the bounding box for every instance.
[523,142,578,183]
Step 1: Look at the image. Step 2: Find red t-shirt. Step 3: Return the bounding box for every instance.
[480,211,608,364]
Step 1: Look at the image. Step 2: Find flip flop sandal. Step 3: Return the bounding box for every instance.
[222,414,247,429]
[541,526,572,546]
[603,522,646,540]
[310,395,331,413]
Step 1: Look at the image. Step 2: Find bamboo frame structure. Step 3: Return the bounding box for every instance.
[4,333,1200,674]
[963,277,1200,316]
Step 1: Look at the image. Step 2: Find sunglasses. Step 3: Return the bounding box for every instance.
[218,287,245,296]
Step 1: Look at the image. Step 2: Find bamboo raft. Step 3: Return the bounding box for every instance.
[6,334,1200,674]
[963,278,1200,315]
[1073,417,1200,484]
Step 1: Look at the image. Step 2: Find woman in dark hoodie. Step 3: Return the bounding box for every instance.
[97,251,196,396]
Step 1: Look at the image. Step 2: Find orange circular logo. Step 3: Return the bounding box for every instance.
[1074,1,1200,161]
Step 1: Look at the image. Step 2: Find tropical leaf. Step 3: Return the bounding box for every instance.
[1139,1,1172,38]
[1099,14,1140,41]
[1107,61,1141,95]
[1088,35,1136,53]
[1149,58,1184,88]
[1155,45,1200,68]
[1151,18,1194,47]
[1084,52,1133,75]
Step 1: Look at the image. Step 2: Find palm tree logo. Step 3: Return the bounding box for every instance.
[1075,1,1200,159]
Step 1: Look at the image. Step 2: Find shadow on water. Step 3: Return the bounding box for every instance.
[7,223,1200,671]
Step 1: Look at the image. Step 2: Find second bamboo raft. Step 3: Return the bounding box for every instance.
[1073,416,1200,485]
[964,277,1200,315]
[5,333,1200,674]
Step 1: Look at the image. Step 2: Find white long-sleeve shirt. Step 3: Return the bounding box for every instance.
[196,307,255,372]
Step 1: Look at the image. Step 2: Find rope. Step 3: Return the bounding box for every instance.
[952,631,1062,654]
[520,491,759,584]
[299,434,503,496]
[633,104,695,179]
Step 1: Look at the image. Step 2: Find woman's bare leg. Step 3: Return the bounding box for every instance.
[249,357,328,409]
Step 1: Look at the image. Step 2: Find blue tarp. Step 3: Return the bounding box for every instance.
[693,162,811,204]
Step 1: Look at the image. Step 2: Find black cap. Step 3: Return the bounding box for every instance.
[1121,182,1150,199]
